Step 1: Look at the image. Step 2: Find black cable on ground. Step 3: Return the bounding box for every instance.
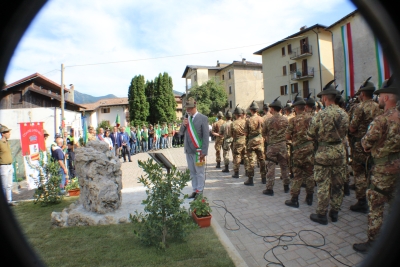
[211,200,353,267]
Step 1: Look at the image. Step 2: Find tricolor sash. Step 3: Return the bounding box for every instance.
[187,117,204,166]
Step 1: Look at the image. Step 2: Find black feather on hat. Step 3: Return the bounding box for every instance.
[319,79,337,97]
[363,76,372,87]
[374,75,397,95]
[323,79,335,90]
[306,93,311,100]
[269,96,282,109]
[292,93,299,104]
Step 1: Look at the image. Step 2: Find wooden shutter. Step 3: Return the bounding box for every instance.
[303,81,309,97]
[12,91,22,104]
[283,66,287,76]
[280,86,284,95]
[294,83,298,93]
[288,44,292,54]
[282,47,285,56]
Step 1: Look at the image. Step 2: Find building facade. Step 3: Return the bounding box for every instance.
[326,10,391,98]
[80,98,129,128]
[254,24,334,104]
[181,59,264,112]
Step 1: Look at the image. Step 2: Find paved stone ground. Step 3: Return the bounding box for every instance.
[13,143,367,266]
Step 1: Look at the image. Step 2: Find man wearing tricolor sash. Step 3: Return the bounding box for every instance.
[179,97,210,199]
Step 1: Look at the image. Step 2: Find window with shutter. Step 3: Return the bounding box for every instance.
[303,81,309,97]
[229,86,232,94]
[282,47,285,56]
[229,100,232,108]
[291,83,298,93]
[288,44,292,54]
[289,63,297,73]
[283,66,287,76]
[280,86,284,95]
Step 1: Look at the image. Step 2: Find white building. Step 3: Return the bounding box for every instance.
[80,98,129,128]
[326,9,391,98]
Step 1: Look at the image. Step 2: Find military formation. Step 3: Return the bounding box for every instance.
[211,76,400,254]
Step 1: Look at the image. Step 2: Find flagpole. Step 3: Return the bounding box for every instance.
[61,63,65,135]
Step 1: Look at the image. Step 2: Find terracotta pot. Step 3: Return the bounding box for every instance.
[192,210,212,228]
[68,189,80,196]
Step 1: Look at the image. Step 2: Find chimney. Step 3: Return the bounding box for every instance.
[242,58,246,64]
[68,84,75,103]
[300,25,307,31]
[217,60,220,67]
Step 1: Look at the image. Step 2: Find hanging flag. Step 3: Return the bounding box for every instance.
[82,117,88,144]
[341,22,355,100]
[116,114,121,127]
[375,38,391,88]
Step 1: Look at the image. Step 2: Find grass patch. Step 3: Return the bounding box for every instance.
[11,198,235,267]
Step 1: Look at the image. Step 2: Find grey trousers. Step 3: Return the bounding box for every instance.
[186,153,205,192]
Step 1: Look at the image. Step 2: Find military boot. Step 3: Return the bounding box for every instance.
[349,183,356,190]
[285,196,299,208]
[222,165,229,173]
[350,198,369,213]
[244,177,254,186]
[310,213,328,225]
[305,194,313,206]
[261,176,266,184]
[262,189,274,196]
[232,171,240,178]
[344,182,350,196]
[301,183,306,188]
[284,184,290,193]
[216,162,221,168]
[329,209,338,222]
[245,170,248,176]
[353,240,374,254]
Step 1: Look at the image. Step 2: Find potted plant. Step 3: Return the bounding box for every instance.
[65,177,80,196]
[189,193,212,228]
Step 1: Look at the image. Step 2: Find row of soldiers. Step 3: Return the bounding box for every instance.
[211,76,400,253]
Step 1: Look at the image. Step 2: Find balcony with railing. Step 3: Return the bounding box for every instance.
[290,67,314,81]
[290,45,313,60]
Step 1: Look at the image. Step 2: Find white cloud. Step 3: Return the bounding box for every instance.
[5,0,355,98]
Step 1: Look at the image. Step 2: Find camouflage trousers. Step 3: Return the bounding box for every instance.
[233,142,248,172]
[215,137,223,163]
[246,147,265,179]
[314,165,346,215]
[222,142,233,166]
[265,142,289,190]
[291,144,314,197]
[367,169,397,241]
[352,142,369,199]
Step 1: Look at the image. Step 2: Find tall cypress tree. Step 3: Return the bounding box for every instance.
[145,79,156,123]
[128,75,149,126]
[152,72,176,124]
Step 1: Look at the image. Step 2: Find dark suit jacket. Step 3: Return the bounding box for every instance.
[179,112,209,156]
[110,132,120,147]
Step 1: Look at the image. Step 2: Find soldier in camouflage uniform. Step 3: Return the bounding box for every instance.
[220,111,233,173]
[347,93,361,190]
[283,103,295,121]
[231,106,248,178]
[211,111,225,168]
[262,97,289,194]
[285,95,314,207]
[243,101,266,186]
[305,93,317,116]
[308,80,349,225]
[349,77,382,213]
[335,90,351,196]
[262,103,272,123]
[353,76,400,253]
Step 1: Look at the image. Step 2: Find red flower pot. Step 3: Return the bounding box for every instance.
[192,210,212,228]
[68,189,80,196]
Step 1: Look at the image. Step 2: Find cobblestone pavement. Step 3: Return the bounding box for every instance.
[13,143,368,266]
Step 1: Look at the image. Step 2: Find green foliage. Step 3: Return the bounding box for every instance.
[188,79,228,117]
[65,177,79,191]
[208,116,217,125]
[32,152,63,206]
[97,120,111,133]
[148,73,177,124]
[130,159,196,249]
[189,193,212,217]
[128,75,150,126]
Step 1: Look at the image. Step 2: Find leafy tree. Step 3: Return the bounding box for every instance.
[130,159,196,249]
[187,79,228,116]
[128,75,149,126]
[96,120,111,133]
[150,72,176,124]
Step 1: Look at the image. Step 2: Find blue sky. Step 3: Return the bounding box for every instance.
[5,0,356,97]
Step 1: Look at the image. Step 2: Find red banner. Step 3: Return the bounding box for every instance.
[19,122,46,160]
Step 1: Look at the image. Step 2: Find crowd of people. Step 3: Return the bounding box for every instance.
[209,76,400,254]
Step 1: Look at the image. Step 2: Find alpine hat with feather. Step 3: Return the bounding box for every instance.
[292,93,306,106]
[269,96,282,109]
[374,75,398,95]
[318,79,338,97]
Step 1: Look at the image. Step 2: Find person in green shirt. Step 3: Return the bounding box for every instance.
[154,124,161,150]
[136,125,142,153]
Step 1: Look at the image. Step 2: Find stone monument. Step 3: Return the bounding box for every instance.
[51,140,124,227]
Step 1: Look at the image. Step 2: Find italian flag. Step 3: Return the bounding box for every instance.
[375,38,391,88]
[341,22,355,100]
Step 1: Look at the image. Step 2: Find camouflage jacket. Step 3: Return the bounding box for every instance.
[286,113,295,122]
[286,112,313,147]
[212,119,225,138]
[349,99,381,139]
[219,120,233,142]
[262,113,273,126]
[231,117,246,145]
[361,107,400,160]
[263,113,288,145]
[245,113,264,138]
[307,104,349,165]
